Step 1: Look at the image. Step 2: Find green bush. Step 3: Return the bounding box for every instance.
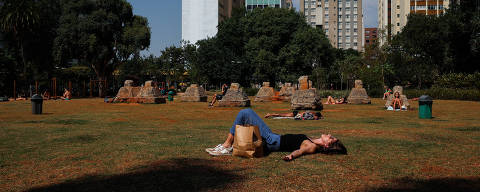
[366,86,385,98]
[317,90,349,98]
[244,87,259,96]
[404,88,480,101]
[434,72,480,89]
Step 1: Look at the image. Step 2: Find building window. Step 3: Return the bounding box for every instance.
[397,5,400,9]
[397,23,400,26]
[416,5,426,10]
[397,14,400,18]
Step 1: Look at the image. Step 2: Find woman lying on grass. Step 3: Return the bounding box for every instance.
[264,110,323,120]
[206,109,347,161]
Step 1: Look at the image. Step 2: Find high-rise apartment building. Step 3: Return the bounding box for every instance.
[219,0,246,22]
[245,0,293,11]
[182,0,245,44]
[300,0,364,51]
[364,28,378,46]
[378,0,451,45]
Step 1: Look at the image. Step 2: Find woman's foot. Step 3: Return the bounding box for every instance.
[206,144,233,156]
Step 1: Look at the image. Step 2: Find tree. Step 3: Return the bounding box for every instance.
[396,14,448,88]
[0,0,39,81]
[53,0,150,97]
[116,15,151,62]
[160,46,185,85]
[193,7,334,86]
[280,27,334,83]
[444,1,480,72]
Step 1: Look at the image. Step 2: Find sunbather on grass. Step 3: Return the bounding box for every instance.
[264,110,323,120]
[206,109,346,161]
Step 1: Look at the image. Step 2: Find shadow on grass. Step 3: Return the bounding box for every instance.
[27,158,244,192]
[20,119,89,125]
[366,177,480,192]
[450,127,480,132]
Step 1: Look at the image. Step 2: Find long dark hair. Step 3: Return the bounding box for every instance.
[318,140,347,155]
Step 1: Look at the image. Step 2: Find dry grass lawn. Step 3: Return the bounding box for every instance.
[0,96,479,191]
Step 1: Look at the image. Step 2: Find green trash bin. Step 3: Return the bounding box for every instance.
[167,90,174,101]
[418,95,433,119]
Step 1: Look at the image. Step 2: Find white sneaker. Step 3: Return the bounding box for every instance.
[208,145,233,156]
[205,144,223,153]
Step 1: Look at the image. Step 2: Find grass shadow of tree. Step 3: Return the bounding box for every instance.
[27,158,244,192]
[366,177,480,192]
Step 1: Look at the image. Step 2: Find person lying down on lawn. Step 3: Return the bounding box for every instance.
[206,109,347,161]
[264,110,323,120]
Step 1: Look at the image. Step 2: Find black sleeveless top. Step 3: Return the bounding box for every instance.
[280,134,311,152]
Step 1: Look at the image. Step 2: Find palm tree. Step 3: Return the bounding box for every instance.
[0,0,39,80]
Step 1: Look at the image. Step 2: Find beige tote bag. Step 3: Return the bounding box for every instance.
[233,124,264,158]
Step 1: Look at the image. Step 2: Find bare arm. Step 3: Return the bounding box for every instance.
[283,141,317,161]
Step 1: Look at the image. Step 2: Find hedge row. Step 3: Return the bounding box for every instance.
[404,88,480,101]
[434,72,480,89]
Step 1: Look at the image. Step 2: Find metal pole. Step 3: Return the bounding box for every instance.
[90,80,93,97]
[35,81,38,94]
[13,80,16,100]
[83,80,86,97]
[54,78,57,100]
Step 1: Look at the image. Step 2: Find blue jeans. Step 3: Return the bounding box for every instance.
[230,109,281,151]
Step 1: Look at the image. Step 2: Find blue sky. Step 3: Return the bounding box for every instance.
[127,0,378,56]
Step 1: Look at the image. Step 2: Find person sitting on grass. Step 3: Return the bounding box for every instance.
[42,89,51,100]
[264,110,323,120]
[206,109,347,160]
[383,86,393,100]
[209,83,229,107]
[324,96,346,105]
[391,91,402,110]
[61,88,72,100]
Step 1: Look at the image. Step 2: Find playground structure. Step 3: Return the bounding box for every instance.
[6,78,110,100]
